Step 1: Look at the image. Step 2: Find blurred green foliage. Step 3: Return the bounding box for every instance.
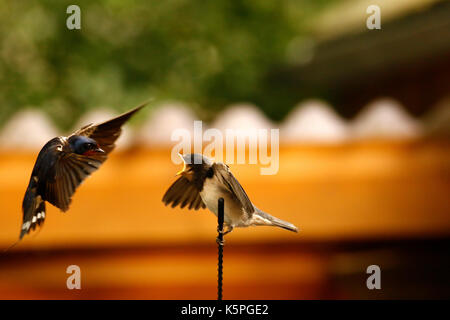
[0,0,338,130]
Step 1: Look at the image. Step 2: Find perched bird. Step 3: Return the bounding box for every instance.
[162,153,298,235]
[19,103,146,240]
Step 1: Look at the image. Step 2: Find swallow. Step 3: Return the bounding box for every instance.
[162,153,298,236]
[19,103,146,240]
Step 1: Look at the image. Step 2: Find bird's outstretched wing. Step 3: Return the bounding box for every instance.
[212,162,255,214]
[43,151,103,211]
[45,103,145,211]
[162,176,206,210]
[73,102,146,156]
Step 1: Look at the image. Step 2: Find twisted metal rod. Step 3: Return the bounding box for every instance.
[217,197,224,300]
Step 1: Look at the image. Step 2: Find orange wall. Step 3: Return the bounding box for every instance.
[0,141,449,299]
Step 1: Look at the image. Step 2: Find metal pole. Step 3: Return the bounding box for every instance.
[217,197,224,300]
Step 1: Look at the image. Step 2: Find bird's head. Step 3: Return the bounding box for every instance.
[176,153,212,180]
[68,135,105,156]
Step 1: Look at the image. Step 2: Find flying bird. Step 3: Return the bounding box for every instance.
[19,103,146,240]
[162,153,298,235]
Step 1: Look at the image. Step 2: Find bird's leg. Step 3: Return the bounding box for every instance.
[223,225,234,236]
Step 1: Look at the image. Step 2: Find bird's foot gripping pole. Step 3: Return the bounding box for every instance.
[217,225,233,246]
[216,227,225,246]
[217,197,224,301]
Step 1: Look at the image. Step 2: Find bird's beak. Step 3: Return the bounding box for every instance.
[94,147,105,154]
[176,153,187,176]
[175,161,187,176]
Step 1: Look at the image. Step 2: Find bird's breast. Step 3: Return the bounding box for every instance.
[199,178,223,214]
[200,177,247,226]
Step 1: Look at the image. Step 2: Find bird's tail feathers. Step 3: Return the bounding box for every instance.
[253,208,299,233]
[269,216,299,233]
[20,190,46,240]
